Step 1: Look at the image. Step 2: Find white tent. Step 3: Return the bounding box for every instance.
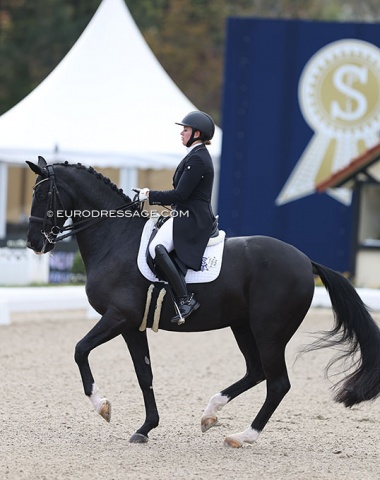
[0,0,222,237]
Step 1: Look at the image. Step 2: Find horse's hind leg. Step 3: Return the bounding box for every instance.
[201,323,265,432]
[224,346,290,448]
[74,310,127,422]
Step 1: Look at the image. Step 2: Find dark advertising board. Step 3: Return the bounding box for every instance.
[218,18,380,271]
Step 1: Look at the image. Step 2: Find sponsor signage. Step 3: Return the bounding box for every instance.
[218,18,380,271]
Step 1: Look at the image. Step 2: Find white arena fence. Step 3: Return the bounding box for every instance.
[0,247,50,285]
[1,285,380,326]
[0,286,98,325]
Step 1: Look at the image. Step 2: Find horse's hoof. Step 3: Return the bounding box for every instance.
[99,399,111,422]
[201,416,218,433]
[224,436,243,448]
[129,432,149,444]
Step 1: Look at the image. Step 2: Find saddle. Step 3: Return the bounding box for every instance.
[137,217,225,284]
[146,215,220,279]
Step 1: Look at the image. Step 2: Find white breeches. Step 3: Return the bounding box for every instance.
[149,217,174,259]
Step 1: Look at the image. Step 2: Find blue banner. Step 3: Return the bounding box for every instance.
[218,18,380,271]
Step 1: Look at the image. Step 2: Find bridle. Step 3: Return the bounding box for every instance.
[29,165,68,246]
[29,164,141,248]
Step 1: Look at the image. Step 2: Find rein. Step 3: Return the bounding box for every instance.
[29,164,141,246]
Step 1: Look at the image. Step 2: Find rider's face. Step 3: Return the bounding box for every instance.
[181,126,192,146]
[181,127,200,146]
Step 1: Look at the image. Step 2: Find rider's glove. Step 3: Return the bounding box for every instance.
[132,187,150,202]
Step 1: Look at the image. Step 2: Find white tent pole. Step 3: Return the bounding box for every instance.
[212,156,220,215]
[0,163,8,239]
[119,167,138,198]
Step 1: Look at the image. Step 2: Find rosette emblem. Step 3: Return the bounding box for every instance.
[276,39,380,206]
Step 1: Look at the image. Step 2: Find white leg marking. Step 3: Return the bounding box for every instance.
[89,383,103,412]
[224,426,261,448]
[201,393,229,432]
[89,383,111,422]
[202,392,229,418]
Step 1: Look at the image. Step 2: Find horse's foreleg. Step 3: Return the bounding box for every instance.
[74,311,126,422]
[122,329,159,444]
[201,324,265,433]
[88,383,111,422]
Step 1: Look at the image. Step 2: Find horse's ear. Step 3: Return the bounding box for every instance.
[26,159,45,176]
[38,156,47,167]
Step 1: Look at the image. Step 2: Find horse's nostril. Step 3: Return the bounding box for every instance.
[26,240,36,250]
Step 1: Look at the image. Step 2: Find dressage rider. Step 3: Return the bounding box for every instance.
[135,111,216,322]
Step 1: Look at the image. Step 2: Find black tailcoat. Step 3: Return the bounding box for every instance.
[149,144,215,271]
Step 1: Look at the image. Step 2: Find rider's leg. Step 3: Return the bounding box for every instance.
[154,244,200,323]
[149,217,174,259]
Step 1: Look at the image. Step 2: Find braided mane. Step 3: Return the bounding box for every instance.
[58,161,133,204]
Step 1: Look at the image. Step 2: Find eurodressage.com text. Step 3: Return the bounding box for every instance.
[51,209,189,219]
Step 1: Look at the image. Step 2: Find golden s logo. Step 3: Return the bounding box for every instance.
[331,65,367,121]
[276,39,380,206]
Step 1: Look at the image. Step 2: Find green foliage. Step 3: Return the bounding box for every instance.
[1,0,379,122]
[0,0,100,114]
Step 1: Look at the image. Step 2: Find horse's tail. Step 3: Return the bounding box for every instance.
[311,261,380,407]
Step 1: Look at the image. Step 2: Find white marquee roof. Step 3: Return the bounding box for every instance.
[0,0,222,169]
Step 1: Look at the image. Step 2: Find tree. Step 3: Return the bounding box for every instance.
[1,0,379,122]
[0,0,99,115]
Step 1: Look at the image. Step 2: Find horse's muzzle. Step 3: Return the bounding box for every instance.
[26,238,52,255]
[26,240,41,254]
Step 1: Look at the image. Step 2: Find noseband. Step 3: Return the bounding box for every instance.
[29,164,142,248]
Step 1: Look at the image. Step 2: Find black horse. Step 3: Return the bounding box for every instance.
[26,156,380,448]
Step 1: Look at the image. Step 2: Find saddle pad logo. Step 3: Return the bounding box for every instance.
[201,256,218,271]
[276,39,380,206]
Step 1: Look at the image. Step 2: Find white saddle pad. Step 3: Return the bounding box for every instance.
[137,219,226,284]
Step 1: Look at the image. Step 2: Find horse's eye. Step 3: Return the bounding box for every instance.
[34,191,47,201]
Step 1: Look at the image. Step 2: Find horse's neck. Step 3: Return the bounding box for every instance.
[75,216,145,272]
[62,166,144,267]
[67,172,122,212]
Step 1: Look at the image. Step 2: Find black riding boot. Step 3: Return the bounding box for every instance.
[154,244,200,323]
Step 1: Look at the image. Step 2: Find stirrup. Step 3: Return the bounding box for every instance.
[171,294,200,325]
[172,302,186,325]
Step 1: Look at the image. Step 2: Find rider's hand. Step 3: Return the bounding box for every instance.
[132,187,149,202]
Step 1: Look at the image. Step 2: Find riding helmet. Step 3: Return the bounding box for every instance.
[175,111,215,141]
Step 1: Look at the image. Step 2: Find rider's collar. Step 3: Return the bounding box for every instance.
[186,142,203,154]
